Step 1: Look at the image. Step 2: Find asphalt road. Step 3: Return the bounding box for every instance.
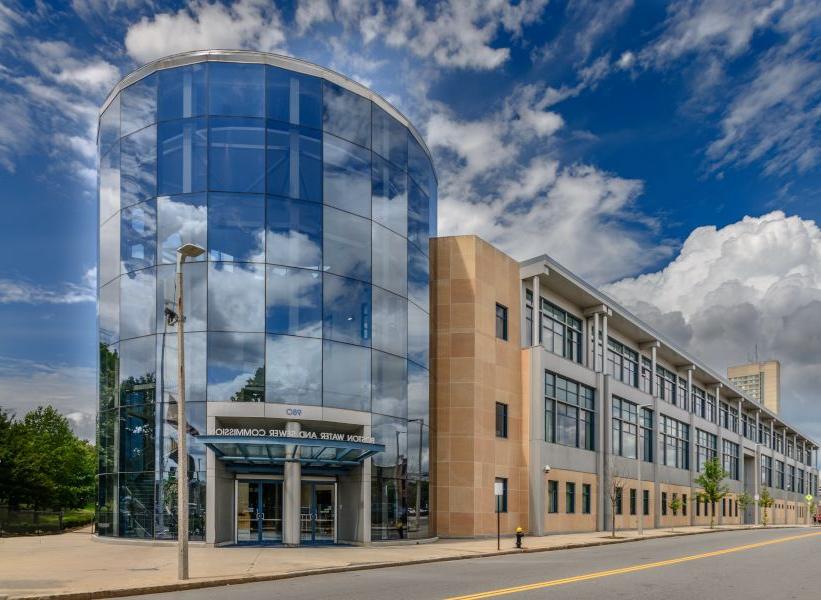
[127,528,821,600]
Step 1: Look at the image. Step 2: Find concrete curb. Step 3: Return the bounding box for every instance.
[6,526,803,600]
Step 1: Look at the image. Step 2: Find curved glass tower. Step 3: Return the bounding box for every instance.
[96,51,436,544]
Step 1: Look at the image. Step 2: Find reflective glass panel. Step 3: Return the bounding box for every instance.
[118,471,154,538]
[323,273,371,346]
[120,73,157,137]
[371,154,407,237]
[323,134,371,217]
[322,81,370,148]
[120,125,156,209]
[208,62,264,117]
[157,193,207,264]
[408,134,434,197]
[408,301,429,368]
[156,261,207,333]
[266,265,321,337]
[372,350,407,418]
[408,362,429,425]
[372,223,407,296]
[207,262,264,332]
[407,422,429,478]
[372,104,407,168]
[99,342,119,412]
[157,332,207,404]
[158,64,207,121]
[121,200,157,274]
[99,279,120,346]
[99,212,121,287]
[119,403,155,472]
[208,193,265,262]
[266,196,322,270]
[408,179,430,254]
[407,242,429,312]
[371,415,406,469]
[97,407,117,472]
[207,332,265,402]
[118,334,156,406]
[322,340,371,412]
[157,118,207,195]
[266,122,321,201]
[265,334,322,405]
[372,287,407,358]
[99,95,120,156]
[99,143,120,225]
[266,66,322,128]
[208,118,265,193]
[323,206,370,281]
[120,267,156,340]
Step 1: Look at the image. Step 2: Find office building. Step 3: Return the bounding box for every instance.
[728,361,781,414]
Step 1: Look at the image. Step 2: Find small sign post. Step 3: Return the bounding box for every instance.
[494,481,504,551]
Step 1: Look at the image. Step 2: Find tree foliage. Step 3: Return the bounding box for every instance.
[0,406,95,510]
[736,491,754,525]
[695,457,729,529]
[758,487,774,526]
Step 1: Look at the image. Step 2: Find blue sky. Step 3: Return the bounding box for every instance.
[0,0,819,444]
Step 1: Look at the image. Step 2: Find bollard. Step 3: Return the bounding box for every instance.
[515,526,524,549]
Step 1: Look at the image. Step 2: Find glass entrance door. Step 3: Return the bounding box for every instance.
[300,482,335,544]
[236,480,283,544]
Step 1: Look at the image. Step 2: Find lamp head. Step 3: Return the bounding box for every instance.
[177,243,205,259]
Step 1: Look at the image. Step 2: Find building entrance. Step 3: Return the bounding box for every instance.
[300,482,336,544]
[236,480,283,544]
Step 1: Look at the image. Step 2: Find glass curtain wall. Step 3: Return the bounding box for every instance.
[97,58,436,540]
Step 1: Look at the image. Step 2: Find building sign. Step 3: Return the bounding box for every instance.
[214,427,376,445]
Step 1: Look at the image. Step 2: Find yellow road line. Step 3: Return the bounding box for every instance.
[446,531,821,600]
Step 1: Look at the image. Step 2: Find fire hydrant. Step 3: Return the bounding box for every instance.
[515,527,524,549]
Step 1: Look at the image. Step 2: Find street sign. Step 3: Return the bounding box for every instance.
[754,494,760,501]
[494,482,504,496]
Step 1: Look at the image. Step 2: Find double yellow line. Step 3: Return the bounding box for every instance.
[446,531,821,599]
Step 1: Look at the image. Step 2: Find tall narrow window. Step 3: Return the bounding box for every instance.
[495,303,509,340]
[615,487,623,515]
[661,492,668,515]
[566,482,576,514]
[548,480,558,513]
[629,488,637,515]
[643,490,650,516]
[495,402,508,438]
[582,484,591,514]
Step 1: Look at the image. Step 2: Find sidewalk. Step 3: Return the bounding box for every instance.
[0,524,809,600]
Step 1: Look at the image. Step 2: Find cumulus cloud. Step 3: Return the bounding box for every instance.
[0,269,96,305]
[124,0,287,63]
[604,211,821,441]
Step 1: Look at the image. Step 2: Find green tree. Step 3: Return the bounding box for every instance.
[695,457,729,529]
[3,406,95,510]
[0,408,17,505]
[669,495,682,532]
[805,495,815,525]
[758,487,774,526]
[737,492,754,526]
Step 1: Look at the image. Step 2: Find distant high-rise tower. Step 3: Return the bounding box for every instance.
[728,360,781,414]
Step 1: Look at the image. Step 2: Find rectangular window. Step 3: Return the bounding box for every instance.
[696,429,718,472]
[582,484,592,514]
[762,456,773,487]
[722,498,726,517]
[607,338,639,387]
[545,371,595,450]
[661,492,667,516]
[683,494,688,516]
[548,480,558,514]
[566,482,576,514]
[612,396,638,459]
[495,477,508,513]
[660,415,690,470]
[643,490,650,516]
[696,497,701,516]
[629,488,637,515]
[495,402,508,438]
[656,365,677,406]
[615,487,623,515]
[495,303,509,340]
[524,290,534,347]
[722,440,740,480]
[541,298,583,362]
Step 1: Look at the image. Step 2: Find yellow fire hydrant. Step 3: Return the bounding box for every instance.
[515,526,524,548]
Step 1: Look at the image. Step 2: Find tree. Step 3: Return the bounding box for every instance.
[669,495,682,532]
[607,475,625,538]
[694,457,729,529]
[805,495,815,525]
[737,492,754,526]
[758,487,774,526]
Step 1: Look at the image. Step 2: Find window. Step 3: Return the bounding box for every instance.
[683,494,687,516]
[696,429,718,472]
[661,492,667,515]
[157,118,207,196]
[541,299,582,362]
[323,133,371,217]
[266,66,321,128]
[495,304,509,340]
[548,480,558,513]
[495,402,509,438]
[322,340,370,412]
[582,484,591,514]
[607,338,639,387]
[722,498,726,517]
[615,487,623,515]
[786,464,795,491]
[696,497,700,516]
[372,224,407,297]
[693,386,706,419]
[629,488,637,515]
[656,366,677,406]
[265,334,321,406]
[208,62,264,117]
[677,377,689,411]
[524,290,534,346]
[643,490,650,516]
[323,273,371,346]
[761,455,773,487]
[723,440,740,480]
[208,118,265,193]
[612,396,638,459]
[495,478,508,513]
[322,81,371,148]
[265,122,321,201]
[660,415,690,470]
[545,372,595,450]
[641,408,654,463]
[639,356,653,394]
[705,393,716,422]
[372,154,407,237]
[206,332,264,402]
[566,482,576,514]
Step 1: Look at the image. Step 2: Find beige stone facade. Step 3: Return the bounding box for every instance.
[728,361,781,414]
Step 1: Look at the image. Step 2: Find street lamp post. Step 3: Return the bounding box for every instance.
[173,243,204,581]
[637,402,653,536]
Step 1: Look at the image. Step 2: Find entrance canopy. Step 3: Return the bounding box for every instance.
[200,435,385,472]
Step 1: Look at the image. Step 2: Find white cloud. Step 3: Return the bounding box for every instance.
[0,357,96,441]
[124,0,287,64]
[0,272,96,305]
[294,0,333,34]
[604,211,821,441]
